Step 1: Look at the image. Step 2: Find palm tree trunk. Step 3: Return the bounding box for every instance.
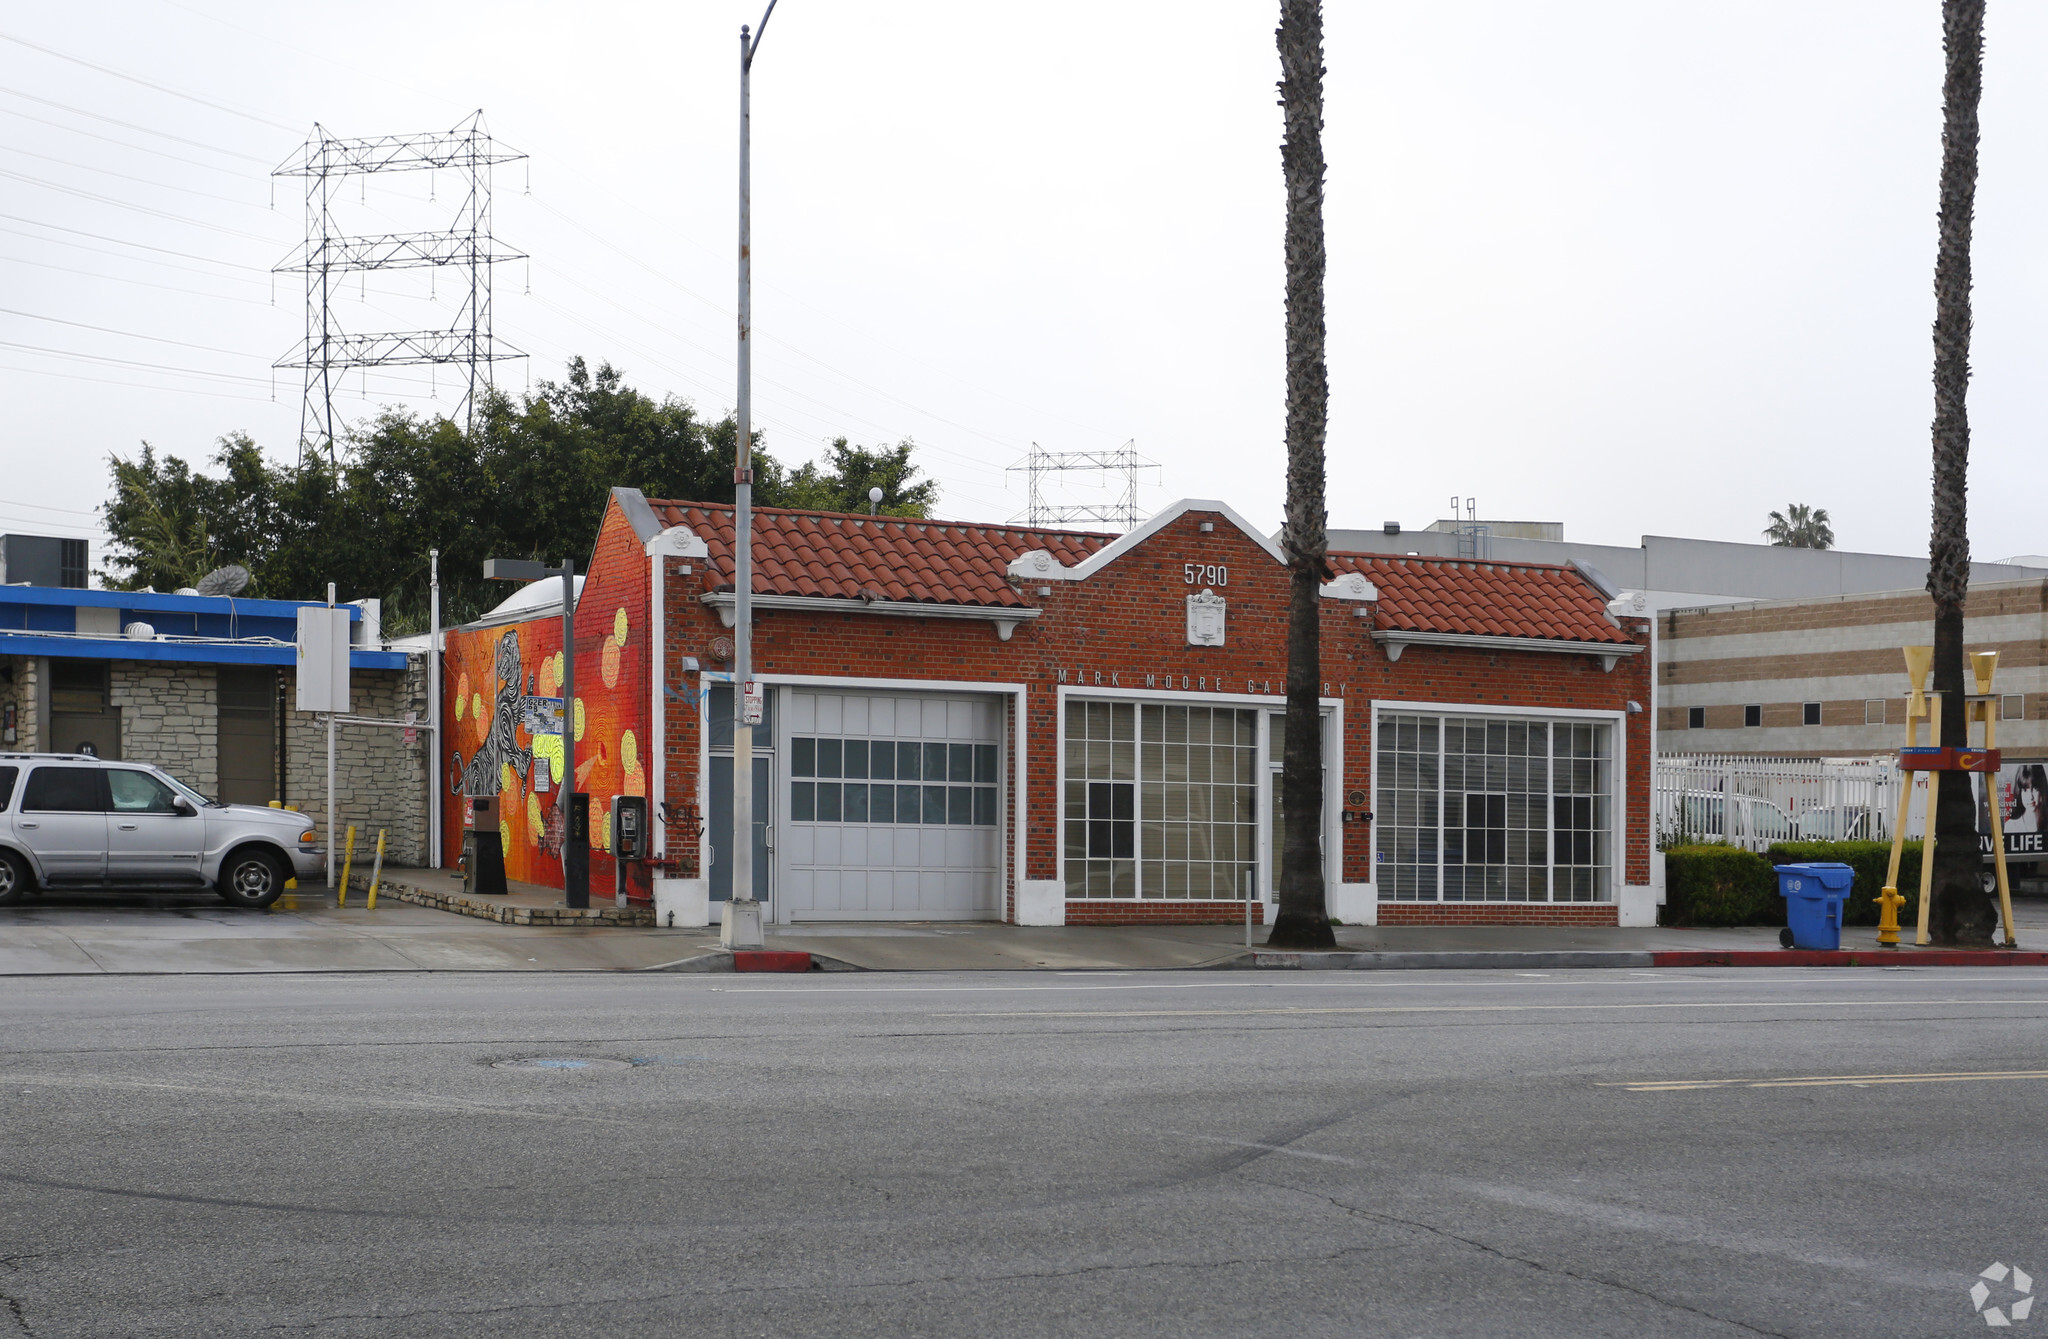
[1270,0,1335,950]
[1928,0,1996,946]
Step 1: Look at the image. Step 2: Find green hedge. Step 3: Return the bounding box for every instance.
[1764,841,1923,928]
[1660,841,1924,927]
[1661,845,1779,926]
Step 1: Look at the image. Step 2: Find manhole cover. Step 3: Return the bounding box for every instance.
[491,1057,632,1072]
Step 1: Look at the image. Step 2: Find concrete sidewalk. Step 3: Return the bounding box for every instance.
[6,879,2046,974]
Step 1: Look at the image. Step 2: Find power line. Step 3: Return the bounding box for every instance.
[0,339,273,386]
[0,142,268,210]
[0,213,264,271]
[0,494,99,517]
[0,250,273,305]
[0,85,273,163]
[0,167,277,242]
[0,305,271,359]
[0,31,299,132]
[0,102,263,178]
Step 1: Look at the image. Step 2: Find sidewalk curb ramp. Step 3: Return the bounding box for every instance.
[640,950,864,973]
[1232,949,2048,970]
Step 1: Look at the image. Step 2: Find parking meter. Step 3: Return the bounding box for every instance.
[463,795,507,897]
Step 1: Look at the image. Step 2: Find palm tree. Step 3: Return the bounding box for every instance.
[1927,0,1997,946]
[1270,0,1336,950]
[1763,503,1834,549]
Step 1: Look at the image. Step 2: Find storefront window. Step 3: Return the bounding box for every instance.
[1376,712,1611,903]
[1065,700,1258,900]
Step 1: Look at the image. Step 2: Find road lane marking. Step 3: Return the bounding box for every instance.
[1600,1069,2048,1093]
[936,997,2048,1019]
[0,1072,640,1126]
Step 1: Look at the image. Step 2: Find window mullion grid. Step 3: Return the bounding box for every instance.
[1543,730,1556,904]
[1433,721,1445,905]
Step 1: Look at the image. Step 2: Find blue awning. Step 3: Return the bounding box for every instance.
[0,633,408,670]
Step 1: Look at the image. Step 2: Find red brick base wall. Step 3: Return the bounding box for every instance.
[1377,902,1618,927]
[1064,900,1266,926]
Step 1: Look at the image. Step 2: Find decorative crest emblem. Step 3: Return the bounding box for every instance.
[1187,589,1226,647]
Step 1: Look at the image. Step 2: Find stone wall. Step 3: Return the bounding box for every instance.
[0,656,39,751]
[2,653,434,866]
[283,657,433,866]
[111,663,218,792]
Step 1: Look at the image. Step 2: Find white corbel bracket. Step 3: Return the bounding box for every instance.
[645,526,709,559]
[1007,549,1079,581]
[1320,573,1379,602]
[1604,590,1648,627]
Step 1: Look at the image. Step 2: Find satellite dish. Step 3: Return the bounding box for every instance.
[196,565,251,597]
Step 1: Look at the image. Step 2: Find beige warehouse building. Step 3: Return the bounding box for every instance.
[1659,577,2047,757]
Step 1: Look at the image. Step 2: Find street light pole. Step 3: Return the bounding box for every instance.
[725,0,777,951]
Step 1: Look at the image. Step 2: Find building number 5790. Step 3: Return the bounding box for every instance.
[1183,563,1227,587]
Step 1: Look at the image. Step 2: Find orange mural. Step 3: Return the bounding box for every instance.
[440,511,652,897]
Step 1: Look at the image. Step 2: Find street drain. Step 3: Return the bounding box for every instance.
[491,1057,632,1072]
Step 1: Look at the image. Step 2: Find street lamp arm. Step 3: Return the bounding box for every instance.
[743,0,778,68]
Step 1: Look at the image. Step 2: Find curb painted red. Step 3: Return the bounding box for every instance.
[1651,950,2048,968]
[732,951,814,973]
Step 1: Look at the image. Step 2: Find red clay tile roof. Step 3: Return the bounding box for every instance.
[647,501,1116,609]
[1329,552,1634,646]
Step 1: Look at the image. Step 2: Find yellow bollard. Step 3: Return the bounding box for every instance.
[367,830,387,910]
[339,824,357,907]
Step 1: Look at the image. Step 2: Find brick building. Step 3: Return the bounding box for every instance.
[441,489,1658,927]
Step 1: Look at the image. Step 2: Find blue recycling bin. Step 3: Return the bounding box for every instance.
[1777,862,1855,950]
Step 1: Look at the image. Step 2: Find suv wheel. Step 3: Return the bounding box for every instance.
[0,850,29,906]
[218,846,287,910]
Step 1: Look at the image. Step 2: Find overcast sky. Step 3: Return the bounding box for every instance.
[3,2,2046,567]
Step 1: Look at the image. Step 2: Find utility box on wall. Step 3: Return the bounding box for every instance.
[294,607,351,713]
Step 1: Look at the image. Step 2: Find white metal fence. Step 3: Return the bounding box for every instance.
[1655,754,1901,851]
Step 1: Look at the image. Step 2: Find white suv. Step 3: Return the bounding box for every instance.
[0,754,327,910]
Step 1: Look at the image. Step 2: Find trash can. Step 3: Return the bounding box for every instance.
[1777,862,1854,950]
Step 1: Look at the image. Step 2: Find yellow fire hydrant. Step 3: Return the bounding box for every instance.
[1875,884,1906,948]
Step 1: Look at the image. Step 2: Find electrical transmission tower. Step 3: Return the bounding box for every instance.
[273,110,526,467]
[1009,441,1159,531]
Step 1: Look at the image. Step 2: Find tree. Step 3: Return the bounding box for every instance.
[1926,0,1997,946]
[1763,503,1834,549]
[781,438,938,517]
[97,358,936,636]
[1270,0,1336,950]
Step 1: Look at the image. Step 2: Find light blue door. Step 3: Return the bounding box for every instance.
[707,755,770,903]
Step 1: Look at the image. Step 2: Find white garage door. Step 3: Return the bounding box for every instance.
[781,689,1004,920]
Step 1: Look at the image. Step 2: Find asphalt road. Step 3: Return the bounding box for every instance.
[4,968,2046,1338]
